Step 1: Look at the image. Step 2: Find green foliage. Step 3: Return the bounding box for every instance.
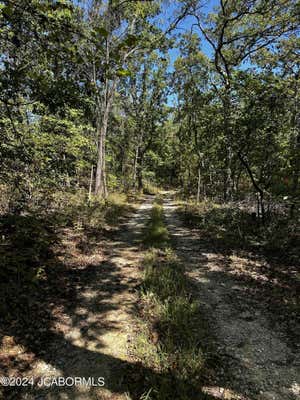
[104,192,132,225]
[116,69,131,77]
[49,190,132,230]
[179,201,300,263]
[95,27,109,38]
[143,182,160,195]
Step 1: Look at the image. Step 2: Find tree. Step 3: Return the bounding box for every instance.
[0,0,87,209]
[187,0,299,215]
[75,0,164,197]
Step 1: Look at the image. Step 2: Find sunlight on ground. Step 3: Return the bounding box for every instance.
[202,385,248,399]
[80,290,99,299]
[290,382,300,396]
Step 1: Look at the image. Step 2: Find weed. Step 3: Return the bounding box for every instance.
[143,201,169,247]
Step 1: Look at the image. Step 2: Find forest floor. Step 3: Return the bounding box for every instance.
[1,193,299,400]
[163,194,299,400]
[0,196,154,400]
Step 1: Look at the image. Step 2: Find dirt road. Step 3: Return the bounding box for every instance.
[1,197,153,400]
[2,194,299,400]
[163,196,299,400]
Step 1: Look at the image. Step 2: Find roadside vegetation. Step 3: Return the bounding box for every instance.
[178,200,299,263]
[131,197,206,400]
[177,199,300,349]
[0,187,141,400]
[0,190,136,317]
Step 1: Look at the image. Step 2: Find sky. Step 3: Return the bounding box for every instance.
[154,1,220,105]
[73,0,220,68]
[158,0,220,71]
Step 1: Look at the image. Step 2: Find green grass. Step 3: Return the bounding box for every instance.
[131,197,206,400]
[143,198,169,247]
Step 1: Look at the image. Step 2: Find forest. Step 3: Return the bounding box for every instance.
[0,1,299,399]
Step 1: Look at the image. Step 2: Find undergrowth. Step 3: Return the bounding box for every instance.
[49,190,134,229]
[178,200,299,263]
[143,182,161,195]
[0,190,135,315]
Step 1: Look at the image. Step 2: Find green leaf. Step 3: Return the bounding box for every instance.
[124,34,138,47]
[96,27,109,38]
[116,69,131,77]
[2,5,13,16]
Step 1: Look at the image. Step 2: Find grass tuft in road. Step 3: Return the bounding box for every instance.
[143,197,169,247]
[130,196,205,400]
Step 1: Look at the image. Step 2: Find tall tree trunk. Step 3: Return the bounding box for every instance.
[196,166,201,203]
[133,128,145,191]
[137,163,143,191]
[94,113,106,197]
[94,14,116,198]
[238,151,265,223]
[132,145,139,189]
[222,87,233,201]
[226,147,233,201]
[88,165,94,202]
[290,71,300,217]
[137,147,144,191]
[94,78,116,197]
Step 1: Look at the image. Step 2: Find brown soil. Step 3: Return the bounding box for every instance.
[0,197,153,400]
[163,195,300,400]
